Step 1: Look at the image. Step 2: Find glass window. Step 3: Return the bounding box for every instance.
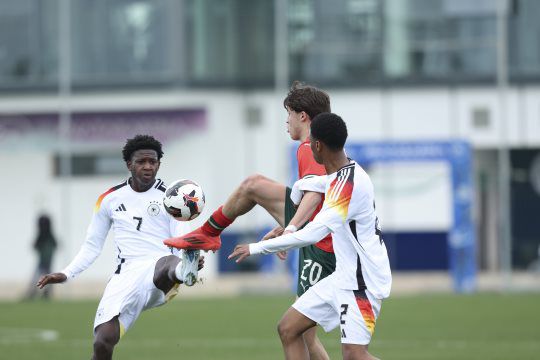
[287,0,500,85]
[71,0,177,85]
[509,0,540,79]
[288,0,383,86]
[0,0,539,90]
[184,0,274,87]
[54,153,125,177]
[383,0,497,82]
[0,0,58,88]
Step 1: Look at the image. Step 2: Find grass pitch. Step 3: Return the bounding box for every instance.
[1,293,539,359]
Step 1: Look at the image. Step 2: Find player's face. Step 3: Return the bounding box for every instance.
[286,107,304,141]
[310,135,323,164]
[128,149,160,191]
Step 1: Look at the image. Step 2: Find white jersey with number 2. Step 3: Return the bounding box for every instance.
[250,161,391,299]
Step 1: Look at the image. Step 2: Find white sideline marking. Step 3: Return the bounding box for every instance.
[4,334,538,351]
[0,328,59,344]
[48,338,540,349]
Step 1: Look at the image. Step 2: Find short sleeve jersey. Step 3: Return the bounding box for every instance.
[297,139,333,253]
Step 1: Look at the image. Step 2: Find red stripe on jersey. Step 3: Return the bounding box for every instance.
[355,290,376,335]
[94,182,127,212]
[325,167,354,222]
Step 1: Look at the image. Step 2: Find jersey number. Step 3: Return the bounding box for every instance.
[374,201,383,244]
[340,304,349,324]
[133,216,143,231]
[300,259,323,285]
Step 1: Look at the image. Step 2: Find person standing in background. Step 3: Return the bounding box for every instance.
[25,214,58,300]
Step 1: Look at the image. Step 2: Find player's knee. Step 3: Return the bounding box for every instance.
[240,174,266,197]
[277,319,299,344]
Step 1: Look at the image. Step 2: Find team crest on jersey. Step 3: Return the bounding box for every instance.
[147,201,161,216]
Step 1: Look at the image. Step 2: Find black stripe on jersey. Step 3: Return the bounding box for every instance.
[349,220,357,239]
[115,258,126,274]
[98,181,128,204]
[349,220,365,251]
[157,182,167,193]
[114,248,124,274]
[356,256,367,290]
[350,221,367,290]
[154,179,167,192]
[329,167,351,202]
[336,161,355,173]
[110,181,128,192]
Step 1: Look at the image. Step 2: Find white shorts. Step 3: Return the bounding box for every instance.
[93,256,180,335]
[292,273,382,345]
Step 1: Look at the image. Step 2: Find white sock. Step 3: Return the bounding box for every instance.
[174,259,184,282]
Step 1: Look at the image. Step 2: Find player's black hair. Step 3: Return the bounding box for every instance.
[310,113,348,151]
[283,81,331,120]
[122,134,164,163]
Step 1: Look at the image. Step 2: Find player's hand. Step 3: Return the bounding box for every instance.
[262,226,284,240]
[228,244,251,263]
[274,229,296,260]
[36,272,67,289]
[198,256,205,270]
[263,226,287,260]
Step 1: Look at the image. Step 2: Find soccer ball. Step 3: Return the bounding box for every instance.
[163,179,205,221]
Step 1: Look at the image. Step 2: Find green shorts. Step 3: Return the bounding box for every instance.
[285,187,336,297]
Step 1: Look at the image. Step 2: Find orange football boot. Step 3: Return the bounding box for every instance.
[164,227,222,251]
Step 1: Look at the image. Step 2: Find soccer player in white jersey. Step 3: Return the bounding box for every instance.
[229,113,392,360]
[37,135,204,360]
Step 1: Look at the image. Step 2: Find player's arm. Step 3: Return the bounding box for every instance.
[228,220,331,263]
[262,225,284,240]
[37,201,111,288]
[290,175,327,205]
[262,182,324,260]
[287,191,323,230]
[229,189,347,263]
[285,174,327,231]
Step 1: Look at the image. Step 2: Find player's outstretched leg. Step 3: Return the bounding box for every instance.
[164,174,286,251]
[164,213,225,251]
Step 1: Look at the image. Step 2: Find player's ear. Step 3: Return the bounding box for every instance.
[300,111,309,122]
[316,140,322,153]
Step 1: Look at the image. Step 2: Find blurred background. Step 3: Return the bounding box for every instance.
[1,0,540,299]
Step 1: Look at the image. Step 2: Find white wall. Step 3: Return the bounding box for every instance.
[1,86,539,283]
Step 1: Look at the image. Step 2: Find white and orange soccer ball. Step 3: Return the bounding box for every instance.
[163,179,205,221]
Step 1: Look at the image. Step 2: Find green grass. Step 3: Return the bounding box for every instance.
[1,293,539,359]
